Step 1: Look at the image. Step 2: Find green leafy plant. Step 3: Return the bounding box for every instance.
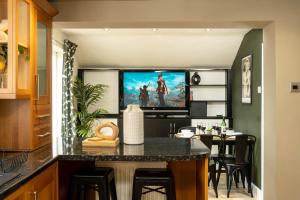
[72,78,108,138]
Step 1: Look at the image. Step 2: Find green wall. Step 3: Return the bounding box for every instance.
[231,29,262,188]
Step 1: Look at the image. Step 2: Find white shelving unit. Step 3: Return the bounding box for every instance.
[189,69,231,128]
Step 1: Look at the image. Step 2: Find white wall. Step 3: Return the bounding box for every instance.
[60,28,247,68]
[51,1,300,199]
[83,70,119,114]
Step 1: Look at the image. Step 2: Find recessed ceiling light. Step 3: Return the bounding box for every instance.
[152,28,158,32]
[206,28,211,32]
[104,28,110,32]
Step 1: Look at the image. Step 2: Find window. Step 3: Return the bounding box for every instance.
[52,43,63,152]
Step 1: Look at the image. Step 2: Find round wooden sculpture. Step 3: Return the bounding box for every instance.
[95,122,119,140]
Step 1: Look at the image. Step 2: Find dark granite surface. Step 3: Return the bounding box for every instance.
[60,137,210,161]
[0,145,56,199]
[0,137,209,199]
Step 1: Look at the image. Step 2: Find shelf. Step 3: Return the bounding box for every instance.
[190,84,227,87]
[190,116,232,119]
[190,100,227,103]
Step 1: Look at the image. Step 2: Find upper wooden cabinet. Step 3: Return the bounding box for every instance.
[0,0,32,99]
[0,0,57,151]
[34,6,51,105]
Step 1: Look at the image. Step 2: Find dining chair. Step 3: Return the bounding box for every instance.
[217,134,256,198]
[199,134,218,198]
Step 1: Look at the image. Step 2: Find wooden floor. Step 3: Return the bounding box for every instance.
[208,174,256,200]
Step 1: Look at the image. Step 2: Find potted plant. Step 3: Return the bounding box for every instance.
[72,78,107,138]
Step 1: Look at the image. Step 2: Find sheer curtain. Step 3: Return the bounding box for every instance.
[52,43,63,153]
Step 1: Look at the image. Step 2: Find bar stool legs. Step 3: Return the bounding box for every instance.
[132,168,176,200]
[69,167,118,200]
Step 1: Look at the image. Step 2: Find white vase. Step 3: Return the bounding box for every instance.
[123,104,144,144]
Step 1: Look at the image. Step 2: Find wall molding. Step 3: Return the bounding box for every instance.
[252,183,263,200]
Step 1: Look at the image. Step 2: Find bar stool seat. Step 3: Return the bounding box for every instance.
[69,167,117,200]
[132,168,176,200]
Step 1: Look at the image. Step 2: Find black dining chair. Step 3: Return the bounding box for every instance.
[199,134,218,198]
[217,134,256,198]
[209,133,248,188]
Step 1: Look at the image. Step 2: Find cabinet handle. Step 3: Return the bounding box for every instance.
[36,114,50,119]
[37,132,51,138]
[33,191,37,200]
[169,123,172,134]
[173,123,176,133]
[35,74,40,101]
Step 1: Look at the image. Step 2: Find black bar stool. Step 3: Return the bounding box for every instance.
[69,167,117,200]
[132,168,176,200]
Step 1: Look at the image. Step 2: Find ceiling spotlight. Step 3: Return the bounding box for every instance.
[104,28,110,32]
[152,28,158,32]
[206,28,211,32]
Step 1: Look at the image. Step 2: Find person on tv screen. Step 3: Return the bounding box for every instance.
[139,85,149,107]
[156,73,168,106]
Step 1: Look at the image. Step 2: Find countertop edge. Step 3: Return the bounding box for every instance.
[0,157,58,199]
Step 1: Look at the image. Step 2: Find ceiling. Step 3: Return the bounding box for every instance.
[58,28,249,68]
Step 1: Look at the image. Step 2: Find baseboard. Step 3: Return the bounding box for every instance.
[252,183,263,200]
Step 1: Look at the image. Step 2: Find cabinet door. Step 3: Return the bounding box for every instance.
[31,162,58,200]
[4,183,28,200]
[34,8,51,105]
[16,0,31,97]
[0,0,12,94]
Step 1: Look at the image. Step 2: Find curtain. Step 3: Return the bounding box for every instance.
[61,40,78,137]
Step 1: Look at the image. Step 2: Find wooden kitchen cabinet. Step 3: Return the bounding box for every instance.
[0,0,31,99]
[4,162,58,200]
[0,0,57,150]
[31,2,53,149]
[3,184,28,200]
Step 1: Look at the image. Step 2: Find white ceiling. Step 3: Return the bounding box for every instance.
[59,28,249,68]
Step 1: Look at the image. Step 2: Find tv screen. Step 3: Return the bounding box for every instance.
[120,70,189,110]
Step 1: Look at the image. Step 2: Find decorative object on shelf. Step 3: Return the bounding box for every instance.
[95,122,119,140]
[241,55,252,104]
[0,45,7,71]
[0,31,8,43]
[0,44,7,89]
[82,122,120,147]
[123,104,144,144]
[0,20,8,32]
[72,78,108,138]
[191,72,201,85]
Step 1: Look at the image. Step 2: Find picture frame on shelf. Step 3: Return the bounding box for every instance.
[241,55,252,104]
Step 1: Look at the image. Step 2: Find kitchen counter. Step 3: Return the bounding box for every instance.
[0,137,210,199]
[60,137,209,161]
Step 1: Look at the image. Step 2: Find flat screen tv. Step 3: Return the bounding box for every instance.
[120,70,189,111]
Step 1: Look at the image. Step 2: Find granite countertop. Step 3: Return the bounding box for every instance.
[60,137,210,161]
[0,137,210,199]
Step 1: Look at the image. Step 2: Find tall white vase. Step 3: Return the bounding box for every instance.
[123,104,144,144]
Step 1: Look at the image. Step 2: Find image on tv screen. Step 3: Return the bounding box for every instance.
[123,71,186,108]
